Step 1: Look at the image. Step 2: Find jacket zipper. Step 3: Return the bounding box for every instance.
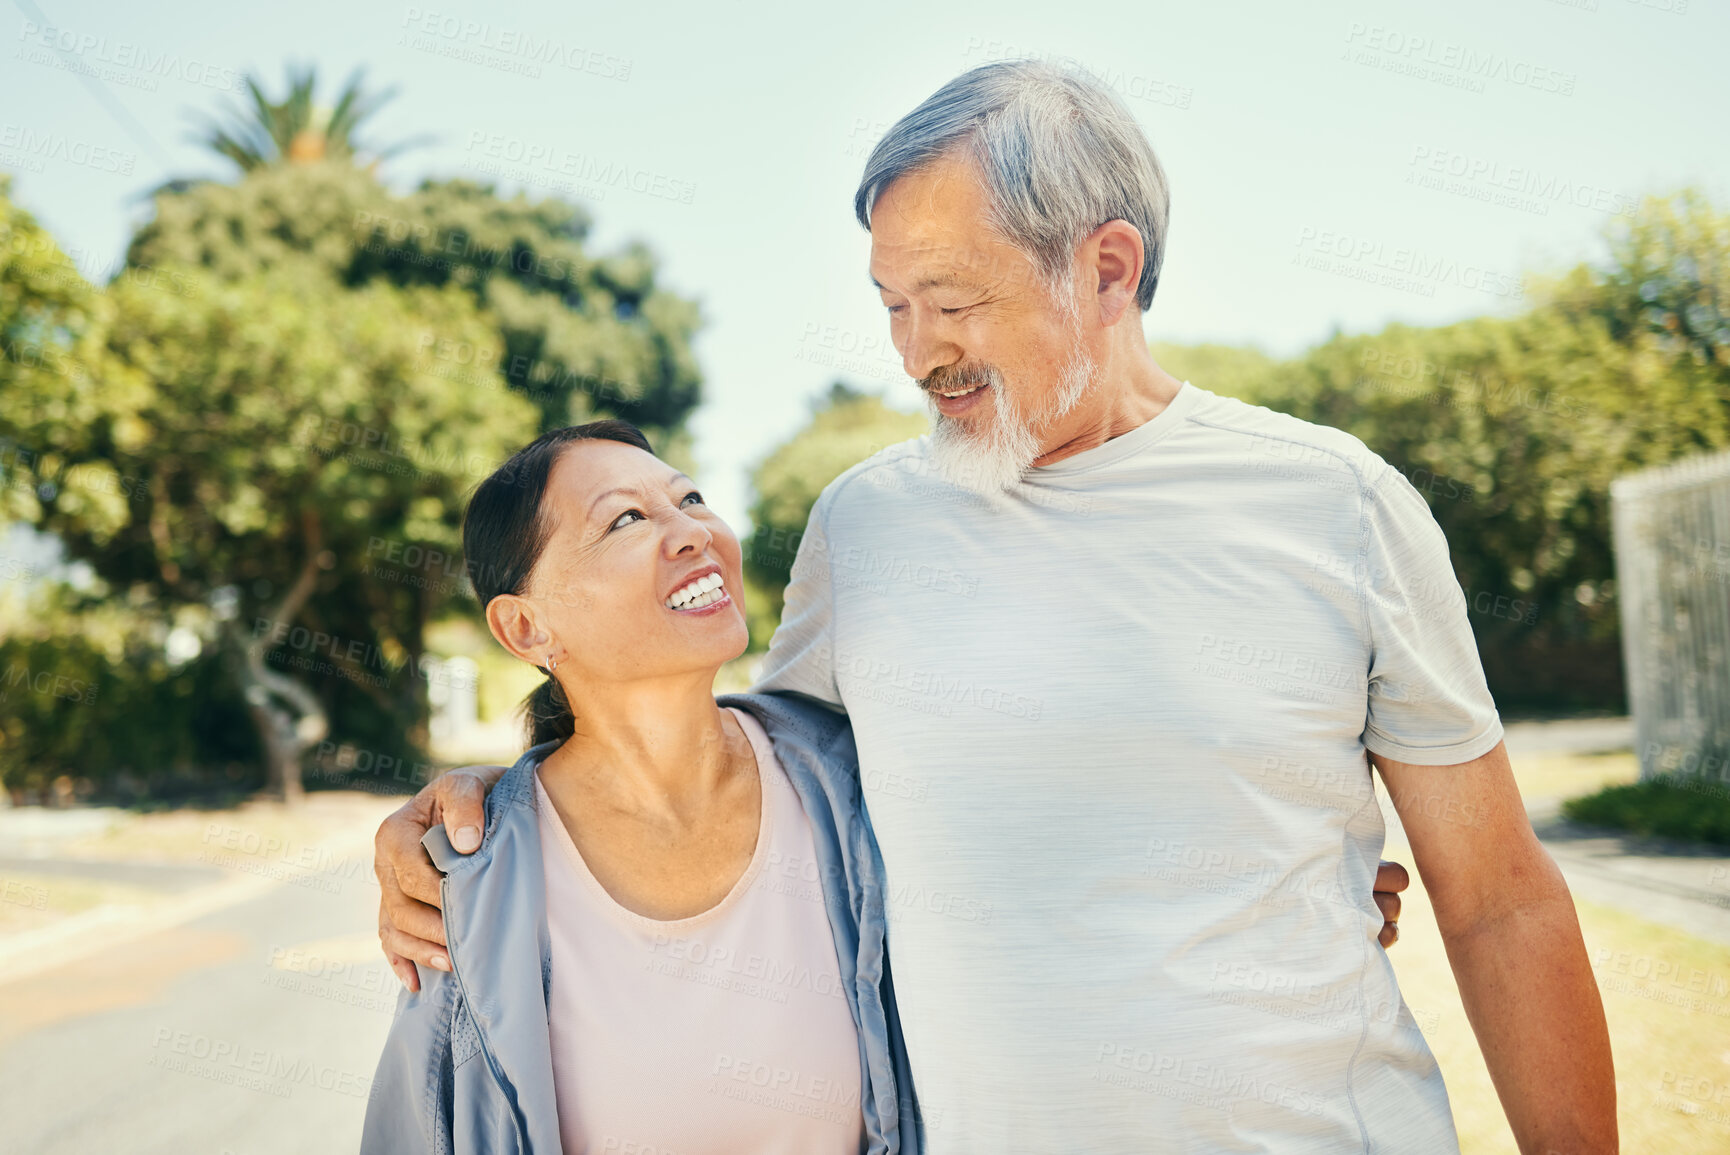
[441,872,531,1152]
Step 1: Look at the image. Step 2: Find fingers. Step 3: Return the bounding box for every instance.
[377,802,446,909]
[380,874,449,947]
[433,769,496,855]
[379,921,450,980]
[384,947,419,994]
[1373,862,1405,949]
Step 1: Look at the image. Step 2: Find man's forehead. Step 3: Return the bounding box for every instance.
[868,237,1030,294]
[868,266,980,293]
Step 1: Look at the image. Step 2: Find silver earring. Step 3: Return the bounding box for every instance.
[547,657,558,672]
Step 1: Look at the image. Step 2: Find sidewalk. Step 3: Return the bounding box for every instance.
[0,793,399,988]
[1381,716,1730,947]
[1529,801,1730,946]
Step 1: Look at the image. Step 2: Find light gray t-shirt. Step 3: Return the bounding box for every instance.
[754,381,1502,1153]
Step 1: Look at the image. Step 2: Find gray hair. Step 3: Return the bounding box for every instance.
[854,59,1171,313]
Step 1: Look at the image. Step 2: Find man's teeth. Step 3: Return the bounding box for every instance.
[938,382,985,399]
[666,572,726,609]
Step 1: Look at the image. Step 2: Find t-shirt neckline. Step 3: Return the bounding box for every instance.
[1028,380,1201,478]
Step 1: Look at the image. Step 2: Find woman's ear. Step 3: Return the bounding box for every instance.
[485,594,554,666]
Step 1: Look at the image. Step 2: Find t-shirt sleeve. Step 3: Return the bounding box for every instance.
[1359,462,1504,765]
[750,486,844,709]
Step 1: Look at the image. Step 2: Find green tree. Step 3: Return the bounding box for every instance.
[192,64,430,171]
[1,70,706,797]
[742,382,927,648]
[128,163,702,455]
[3,228,540,796]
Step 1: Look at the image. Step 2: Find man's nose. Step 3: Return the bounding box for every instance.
[899,312,957,382]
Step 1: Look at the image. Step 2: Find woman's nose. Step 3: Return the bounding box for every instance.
[664,507,713,556]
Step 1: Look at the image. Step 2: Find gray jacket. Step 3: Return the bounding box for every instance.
[360,690,923,1154]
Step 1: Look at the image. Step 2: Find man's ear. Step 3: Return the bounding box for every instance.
[485,594,552,666]
[1084,218,1144,326]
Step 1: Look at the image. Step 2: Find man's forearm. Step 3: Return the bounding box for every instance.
[1441,879,1617,1155]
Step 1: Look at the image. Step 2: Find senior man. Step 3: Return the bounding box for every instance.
[376,61,1614,1153]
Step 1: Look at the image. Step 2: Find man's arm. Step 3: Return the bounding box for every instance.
[374,765,504,991]
[1375,739,1616,1155]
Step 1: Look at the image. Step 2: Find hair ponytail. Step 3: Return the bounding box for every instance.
[462,419,654,749]
[525,671,576,746]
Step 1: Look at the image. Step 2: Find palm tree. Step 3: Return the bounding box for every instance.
[192,64,433,172]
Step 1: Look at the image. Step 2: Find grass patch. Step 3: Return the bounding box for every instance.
[1561,775,1730,846]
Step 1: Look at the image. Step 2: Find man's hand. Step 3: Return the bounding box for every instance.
[1373,858,1408,948]
[375,764,507,991]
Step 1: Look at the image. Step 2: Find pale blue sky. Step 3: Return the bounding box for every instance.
[2,0,1723,530]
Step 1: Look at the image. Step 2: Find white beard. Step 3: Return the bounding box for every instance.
[926,337,1098,498]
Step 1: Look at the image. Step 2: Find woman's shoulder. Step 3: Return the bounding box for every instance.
[422,742,558,878]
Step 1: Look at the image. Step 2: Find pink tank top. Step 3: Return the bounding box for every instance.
[535,707,866,1154]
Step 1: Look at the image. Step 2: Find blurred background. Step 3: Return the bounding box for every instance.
[0,0,1726,1151]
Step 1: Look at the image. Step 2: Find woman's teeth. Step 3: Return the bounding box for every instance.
[666,572,726,609]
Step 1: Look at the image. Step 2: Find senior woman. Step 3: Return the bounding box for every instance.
[362,419,918,1154]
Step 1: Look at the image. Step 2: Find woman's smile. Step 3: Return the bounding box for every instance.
[664,564,732,614]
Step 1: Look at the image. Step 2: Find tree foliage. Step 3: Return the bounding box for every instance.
[190,64,430,172]
[742,382,927,649]
[128,162,703,452]
[0,71,705,797]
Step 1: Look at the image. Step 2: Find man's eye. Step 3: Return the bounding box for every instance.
[609,509,645,531]
[681,491,705,507]
[886,304,906,315]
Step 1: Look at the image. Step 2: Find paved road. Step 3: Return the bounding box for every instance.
[0,828,396,1154]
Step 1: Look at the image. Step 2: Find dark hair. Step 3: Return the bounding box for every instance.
[463,419,655,746]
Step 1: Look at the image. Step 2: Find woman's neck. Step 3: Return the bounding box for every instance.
[540,669,748,823]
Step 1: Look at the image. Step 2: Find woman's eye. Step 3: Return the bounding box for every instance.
[609,509,645,531]
[681,491,704,507]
